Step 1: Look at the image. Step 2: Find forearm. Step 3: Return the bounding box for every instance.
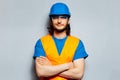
[36,63,70,77]
[59,68,83,79]
[59,58,85,79]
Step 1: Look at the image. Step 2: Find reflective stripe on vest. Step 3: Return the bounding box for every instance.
[40,34,79,80]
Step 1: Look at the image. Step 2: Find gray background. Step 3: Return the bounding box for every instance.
[0,0,120,80]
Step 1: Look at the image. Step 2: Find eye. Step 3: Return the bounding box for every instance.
[52,16,59,19]
[60,16,68,19]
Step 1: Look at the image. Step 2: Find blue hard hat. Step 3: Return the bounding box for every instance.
[49,2,71,17]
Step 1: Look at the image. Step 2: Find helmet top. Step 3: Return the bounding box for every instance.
[49,2,71,17]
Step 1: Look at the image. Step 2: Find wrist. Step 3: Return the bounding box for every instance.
[63,63,70,70]
[65,62,73,70]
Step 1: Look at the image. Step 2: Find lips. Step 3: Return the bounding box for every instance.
[56,24,64,27]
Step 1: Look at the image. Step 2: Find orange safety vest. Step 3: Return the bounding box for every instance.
[40,34,79,80]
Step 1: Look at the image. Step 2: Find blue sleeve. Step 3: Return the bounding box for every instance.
[33,39,46,59]
[73,40,88,60]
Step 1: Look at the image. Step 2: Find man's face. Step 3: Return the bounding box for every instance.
[51,15,70,32]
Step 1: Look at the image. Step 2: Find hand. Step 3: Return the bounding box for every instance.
[68,62,74,69]
[36,56,52,65]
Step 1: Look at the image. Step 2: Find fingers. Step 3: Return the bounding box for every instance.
[67,62,74,69]
[36,56,46,61]
[36,56,46,65]
[36,56,52,65]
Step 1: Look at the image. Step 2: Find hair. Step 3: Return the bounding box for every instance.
[47,15,71,35]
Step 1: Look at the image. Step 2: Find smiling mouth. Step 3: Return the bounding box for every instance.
[56,24,64,26]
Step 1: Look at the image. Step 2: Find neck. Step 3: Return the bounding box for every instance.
[53,31,67,39]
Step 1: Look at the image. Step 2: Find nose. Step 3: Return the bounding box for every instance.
[57,17,62,23]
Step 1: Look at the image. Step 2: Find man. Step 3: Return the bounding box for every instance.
[33,2,88,80]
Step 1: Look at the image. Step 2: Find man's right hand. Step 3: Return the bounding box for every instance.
[36,56,52,65]
[66,62,74,70]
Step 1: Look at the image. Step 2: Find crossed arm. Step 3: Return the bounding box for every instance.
[35,56,85,80]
